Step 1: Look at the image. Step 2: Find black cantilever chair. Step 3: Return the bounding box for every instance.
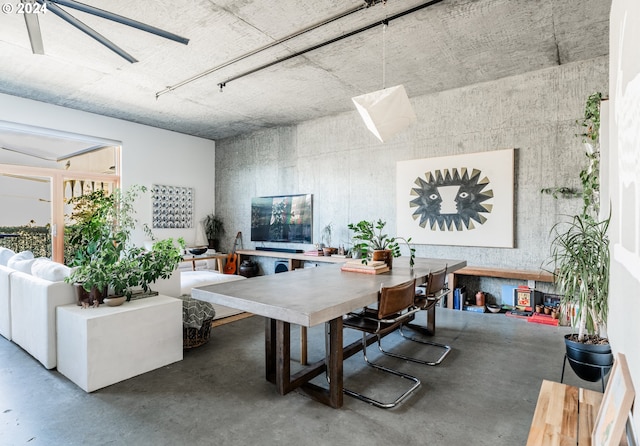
[340,278,421,409]
[390,266,452,366]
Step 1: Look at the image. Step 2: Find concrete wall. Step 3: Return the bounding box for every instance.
[609,0,640,427]
[215,57,608,300]
[0,93,216,247]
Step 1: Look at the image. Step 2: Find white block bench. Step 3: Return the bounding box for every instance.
[56,294,182,392]
[446,266,555,309]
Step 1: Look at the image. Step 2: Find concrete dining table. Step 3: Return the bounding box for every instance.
[191,256,466,408]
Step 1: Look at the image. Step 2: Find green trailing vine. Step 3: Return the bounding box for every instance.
[577,92,602,218]
[540,92,603,213]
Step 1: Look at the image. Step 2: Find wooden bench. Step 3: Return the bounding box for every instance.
[526,380,603,446]
[446,266,554,309]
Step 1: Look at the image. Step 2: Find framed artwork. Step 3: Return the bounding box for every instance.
[396,149,514,247]
[592,352,635,446]
[151,184,193,229]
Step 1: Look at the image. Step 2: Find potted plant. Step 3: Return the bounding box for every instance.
[348,219,415,268]
[65,189,114,305]
[546,92,612,383]
[321,222,337,256]
[202,214,225,251]
[66,185,185,305]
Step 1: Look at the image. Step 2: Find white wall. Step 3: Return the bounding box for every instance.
[0,93,216,247]
[609,0,640,432]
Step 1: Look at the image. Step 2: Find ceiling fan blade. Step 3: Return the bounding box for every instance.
[49,0,189,45]
[45,1,138,63]
[22,1,44,54]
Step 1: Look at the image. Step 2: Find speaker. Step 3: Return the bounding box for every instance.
[274,260,289,274]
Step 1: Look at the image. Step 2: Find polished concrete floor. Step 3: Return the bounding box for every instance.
[0,308,602,446]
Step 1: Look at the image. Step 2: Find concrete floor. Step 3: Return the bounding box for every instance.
[0,308,603,446]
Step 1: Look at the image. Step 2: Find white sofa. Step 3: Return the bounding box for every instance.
[0,247,75,369]
[0,247,16,339]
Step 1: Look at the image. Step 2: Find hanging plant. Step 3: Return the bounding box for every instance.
[577,92,603,218]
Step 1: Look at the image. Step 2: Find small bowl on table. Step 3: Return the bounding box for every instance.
[189,247,208,256]
[486,304,501,313]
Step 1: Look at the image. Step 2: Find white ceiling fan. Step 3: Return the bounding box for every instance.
[21,0,189,63]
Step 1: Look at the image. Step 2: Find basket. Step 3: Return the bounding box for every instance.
[180,294,216,350]
[183,318,213,350]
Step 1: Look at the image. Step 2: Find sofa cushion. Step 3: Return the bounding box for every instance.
[31,258,72,282]
[7,251,35,274]
[0,247,16,266]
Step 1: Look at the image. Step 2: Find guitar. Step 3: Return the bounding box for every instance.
[223,231,242,274]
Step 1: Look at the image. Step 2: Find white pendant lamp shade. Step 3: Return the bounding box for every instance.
[352,84,417,143]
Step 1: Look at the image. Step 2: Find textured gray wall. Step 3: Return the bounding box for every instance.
[215,57,608,302]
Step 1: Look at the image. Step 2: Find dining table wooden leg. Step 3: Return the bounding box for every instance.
[275,319,291,395]
[426,305,436,335]
[300,326,308,365]
[326,317,344,408]
[265,318,276,384]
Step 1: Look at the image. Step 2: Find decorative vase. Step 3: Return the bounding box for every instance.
[238,260,259,278]
[475,291,485,306]
[103,296,126,307]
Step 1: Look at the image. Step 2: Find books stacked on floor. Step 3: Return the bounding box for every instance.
[340,260,389,274]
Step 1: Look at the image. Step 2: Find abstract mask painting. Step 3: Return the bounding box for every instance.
[397,149,514,247]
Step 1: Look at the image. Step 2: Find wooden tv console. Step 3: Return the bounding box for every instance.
[236,249,348,272]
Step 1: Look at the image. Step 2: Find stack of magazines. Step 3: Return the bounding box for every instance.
[340,260,389,275]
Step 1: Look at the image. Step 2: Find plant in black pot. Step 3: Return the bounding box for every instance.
[348,219,415,268]
[546,92,612,388]
[202,214,225,251]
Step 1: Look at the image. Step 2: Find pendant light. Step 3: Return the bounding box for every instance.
[352,21,417,143]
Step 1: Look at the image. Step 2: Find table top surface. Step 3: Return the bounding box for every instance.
[191,257,465,327]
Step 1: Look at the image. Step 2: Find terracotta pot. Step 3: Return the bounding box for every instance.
[475,291,485,306]
[372,249,392,269]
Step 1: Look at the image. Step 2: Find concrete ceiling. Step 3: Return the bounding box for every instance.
[0,0,611,142]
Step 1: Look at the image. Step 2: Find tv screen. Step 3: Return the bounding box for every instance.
[251,194,313,243]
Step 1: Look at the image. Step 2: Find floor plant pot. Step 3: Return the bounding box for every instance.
[564,334,613,383]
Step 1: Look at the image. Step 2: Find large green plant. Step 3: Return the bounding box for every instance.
[66,185,185,300]
[202,214,225,242]
[348,219,415,267]
[547,92,609,342]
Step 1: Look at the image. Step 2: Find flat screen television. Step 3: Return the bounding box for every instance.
[251,194,312,243]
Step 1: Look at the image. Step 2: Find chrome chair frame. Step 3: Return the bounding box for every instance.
[388,267,452,366]
[337,279,422,409]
